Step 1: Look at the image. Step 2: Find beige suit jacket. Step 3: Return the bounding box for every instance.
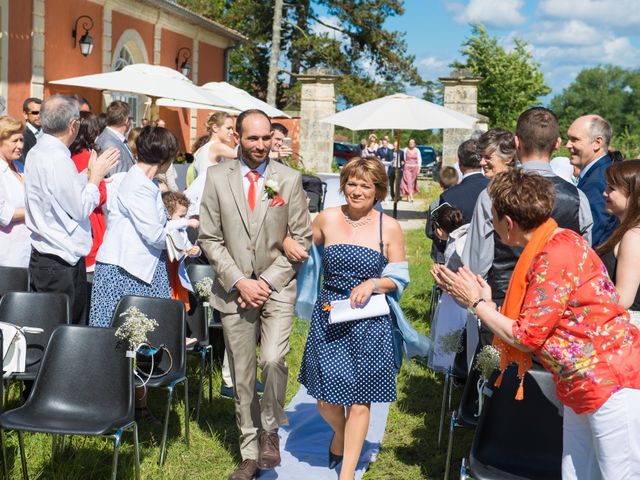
[198,160,312,313]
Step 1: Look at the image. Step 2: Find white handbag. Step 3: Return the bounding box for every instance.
[0,323,43,378]
[165,230,187,263]
[328,294,390,324]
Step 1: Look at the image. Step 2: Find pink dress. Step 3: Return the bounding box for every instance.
[400,148,420,195]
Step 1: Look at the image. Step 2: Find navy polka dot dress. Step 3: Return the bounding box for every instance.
[298,243,397,406]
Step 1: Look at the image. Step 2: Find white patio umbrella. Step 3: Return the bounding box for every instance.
[153,82,291,118]
[320,92,479,217]
[49,63,232,110]
[320,92,477,130]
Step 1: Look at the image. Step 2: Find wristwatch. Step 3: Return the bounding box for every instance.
[467,298,486,315]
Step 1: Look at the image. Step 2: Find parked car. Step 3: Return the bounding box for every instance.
[333,142,360,167]
[417,145,437,175]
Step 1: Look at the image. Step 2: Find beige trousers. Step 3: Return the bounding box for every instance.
[221,297,294,460]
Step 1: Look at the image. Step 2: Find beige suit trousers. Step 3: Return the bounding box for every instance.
[221,296,294,460]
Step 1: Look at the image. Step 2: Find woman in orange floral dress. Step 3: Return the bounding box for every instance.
[434,169,640,479]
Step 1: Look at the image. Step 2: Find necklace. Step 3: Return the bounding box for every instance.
[343,211,372,228]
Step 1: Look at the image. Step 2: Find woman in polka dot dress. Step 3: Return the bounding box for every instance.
[298,158,406,480]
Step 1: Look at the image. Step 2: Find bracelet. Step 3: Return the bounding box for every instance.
[467,298,486,315]
[369,278,381,293]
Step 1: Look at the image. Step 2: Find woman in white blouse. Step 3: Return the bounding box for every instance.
[89,126,196,328]
[0,116,30,267]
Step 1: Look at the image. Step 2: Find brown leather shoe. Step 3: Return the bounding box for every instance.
[228,459,258,480]
[258,430,281,469]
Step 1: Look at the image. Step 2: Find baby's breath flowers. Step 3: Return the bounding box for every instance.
[474,345,501,380]
[195,277,213,300]
[115,306,158,351]
[438,329,464,355]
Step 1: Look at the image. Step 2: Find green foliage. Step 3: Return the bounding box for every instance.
[550,65,640,159]
[452,24,551,129]
[178,0,421,108]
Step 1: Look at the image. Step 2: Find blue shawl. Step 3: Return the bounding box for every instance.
[295,243,432,361]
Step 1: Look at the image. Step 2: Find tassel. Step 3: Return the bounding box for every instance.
[494,369,504,387]
[515,377,524,400]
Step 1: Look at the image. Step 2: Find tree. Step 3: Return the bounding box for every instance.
[178,0,422,108]
[550,65,640,158]
[452,24,550,129]
[266,0,285,106]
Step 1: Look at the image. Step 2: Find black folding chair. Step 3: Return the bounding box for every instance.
[444,367,481,479]
[0,292,70,404]
[462,364,563,479]
[111,295,189,465]
[0,266,29,298]
[0,325,139,480]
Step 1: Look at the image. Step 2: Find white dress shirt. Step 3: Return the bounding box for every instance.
[96,164,168,284]
[24,134,99,265]
[0,159,31,267]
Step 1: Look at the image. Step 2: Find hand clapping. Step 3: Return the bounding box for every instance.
[431,264,492,308]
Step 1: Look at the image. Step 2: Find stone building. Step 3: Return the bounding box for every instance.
[0,0,244,150]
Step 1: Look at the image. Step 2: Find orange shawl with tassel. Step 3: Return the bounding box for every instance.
[493,218,558,400]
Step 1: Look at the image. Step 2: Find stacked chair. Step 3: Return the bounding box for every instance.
[458,364,563,480]
[185,263,217,421]
[111,295,189,465]
[0,325,140,480]
[0,292,71,405]
[0,266,29,298]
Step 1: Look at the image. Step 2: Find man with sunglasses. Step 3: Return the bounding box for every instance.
[20,97,42,165]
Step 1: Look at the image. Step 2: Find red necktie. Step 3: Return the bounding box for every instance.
[247,170,260,212]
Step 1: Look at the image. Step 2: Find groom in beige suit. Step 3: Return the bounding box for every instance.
[199,109,312,480]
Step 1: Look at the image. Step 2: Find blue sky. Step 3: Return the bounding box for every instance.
[317,0,640,103]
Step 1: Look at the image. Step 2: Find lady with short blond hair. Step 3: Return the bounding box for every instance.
[299,157,406,480]
[0,115,30,267]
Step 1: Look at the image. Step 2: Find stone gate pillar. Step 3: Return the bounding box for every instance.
[296,67,339,173]
[439,69,488,166]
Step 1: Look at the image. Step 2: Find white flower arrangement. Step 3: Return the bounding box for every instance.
[437,329,465,354]
[115,306,158,351]
[195,277,213,301]
[265,178,280,199]
[474,345,501,380]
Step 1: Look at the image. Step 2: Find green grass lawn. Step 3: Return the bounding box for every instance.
[1,184,474,479]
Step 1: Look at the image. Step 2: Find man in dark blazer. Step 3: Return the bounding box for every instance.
[439,138,488,223]
[567,114,618,247]
[95,100,135,175]
[376,137,398,199]
[19,97,42,166]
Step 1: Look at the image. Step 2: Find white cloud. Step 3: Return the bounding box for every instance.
[310,15,346,42]
[532,36,640,67]
[447,0,526,27]
[530,20,600,46]
[538,0,640,28]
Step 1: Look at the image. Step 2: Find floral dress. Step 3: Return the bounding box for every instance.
[512,229,640,414]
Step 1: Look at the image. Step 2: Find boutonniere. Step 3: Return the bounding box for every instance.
[265,178,286,207]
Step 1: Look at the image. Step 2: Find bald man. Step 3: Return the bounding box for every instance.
[566,114,618,247]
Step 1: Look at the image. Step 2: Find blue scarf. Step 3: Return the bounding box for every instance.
[295,244,432,362]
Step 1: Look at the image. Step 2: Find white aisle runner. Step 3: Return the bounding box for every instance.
[259,386,391,479]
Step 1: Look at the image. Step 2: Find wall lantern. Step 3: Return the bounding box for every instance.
[175,47,192,77]
[72,15,95,57]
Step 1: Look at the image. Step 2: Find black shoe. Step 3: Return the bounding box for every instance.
[328,433,343,469]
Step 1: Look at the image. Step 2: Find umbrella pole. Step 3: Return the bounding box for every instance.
[393,131,401,219]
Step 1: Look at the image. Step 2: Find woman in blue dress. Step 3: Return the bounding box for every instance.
[298,157,407,480]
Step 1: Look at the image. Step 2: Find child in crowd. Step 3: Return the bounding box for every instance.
[162,191,200,313]
[428,203,469,371]
[426,165,460,263]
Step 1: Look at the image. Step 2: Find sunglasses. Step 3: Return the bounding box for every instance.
[27,111,40,115]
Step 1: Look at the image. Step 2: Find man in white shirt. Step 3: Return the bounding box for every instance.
[25,94,119,324]
[96,100,135,175]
